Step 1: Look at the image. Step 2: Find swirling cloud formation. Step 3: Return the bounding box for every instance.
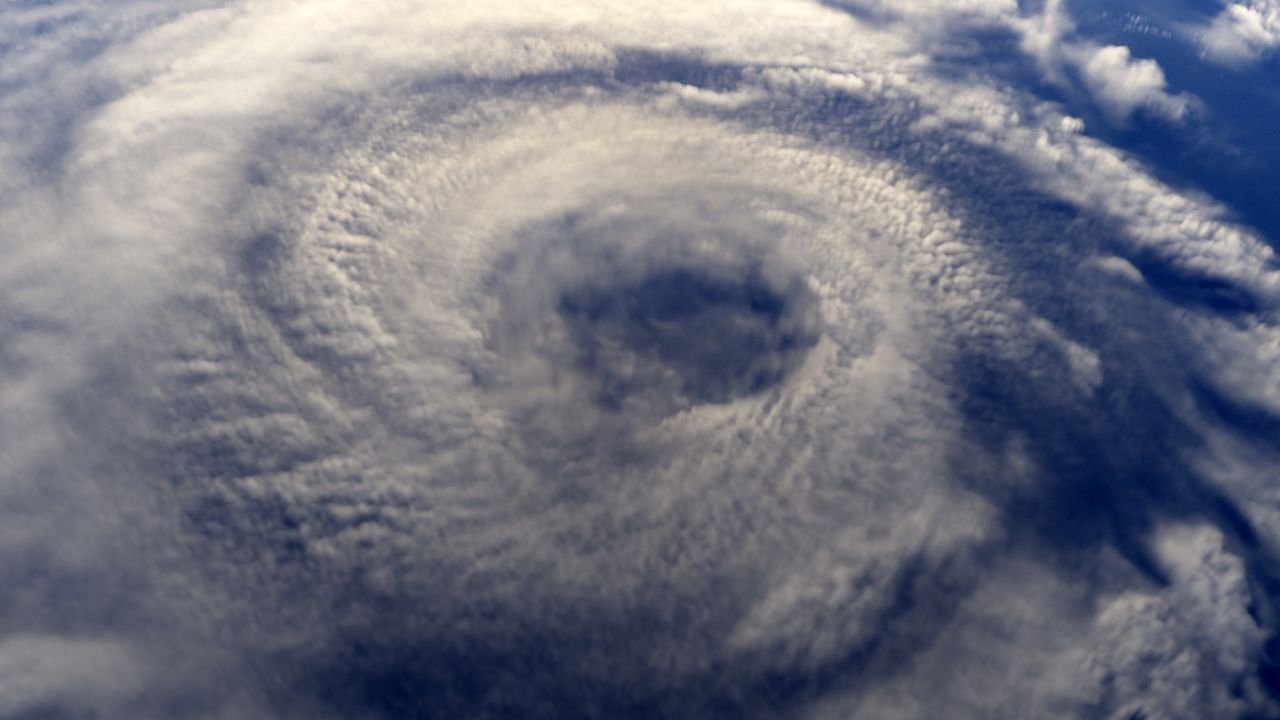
[3,1,1280,718]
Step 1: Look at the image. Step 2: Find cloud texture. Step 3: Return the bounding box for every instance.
[2,1,1280,718]
[1196,0,1280,64]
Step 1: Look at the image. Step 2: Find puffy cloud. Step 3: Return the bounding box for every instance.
[1077,44,1191,123]
[1196,0,1280,65]
[1016,0,1193,123]
[1083,525,1266,719]
[807,525,1266,720]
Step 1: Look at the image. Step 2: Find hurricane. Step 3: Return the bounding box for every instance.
[4,1,1280,718]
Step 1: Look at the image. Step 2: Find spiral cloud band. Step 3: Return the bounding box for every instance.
[4,1,1280,718]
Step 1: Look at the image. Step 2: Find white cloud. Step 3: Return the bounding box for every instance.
[2,0,1278,717]
[1084,525,1266,718]
[809,526,1266,719]
[1078,44,1191,123]
[1196,0,1280,64]
[1016,0,1193,123]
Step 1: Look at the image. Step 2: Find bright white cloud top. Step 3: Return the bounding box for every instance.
[3,1,1280,718]
[1196,0,1280,63]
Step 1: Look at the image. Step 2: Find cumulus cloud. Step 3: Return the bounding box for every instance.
[1017,0,1193,123]
[807,526,1266,720]
[1076,44,1191,123]
[2,0,1279,718]
[1195,0,1280,64]
[1085,525,1266,718]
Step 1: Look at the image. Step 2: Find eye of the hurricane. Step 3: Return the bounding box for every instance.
[557,267,817,412]
[483,220,824,425]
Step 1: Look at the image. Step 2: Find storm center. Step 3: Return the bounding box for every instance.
[556,266,820,413]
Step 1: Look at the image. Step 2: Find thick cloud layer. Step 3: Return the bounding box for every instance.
[3,1,1280,718]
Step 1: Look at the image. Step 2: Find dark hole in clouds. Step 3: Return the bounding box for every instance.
[1191,380,1280,453]
[557,266,820,413]
[1131,257,1262,315]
